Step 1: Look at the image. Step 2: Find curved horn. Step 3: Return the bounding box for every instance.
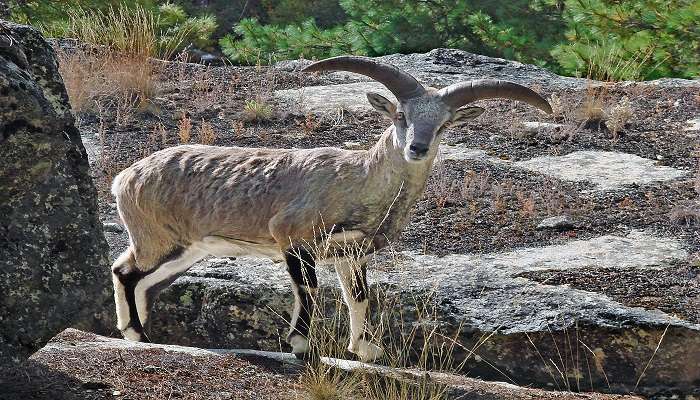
[439,80,552,114]
[303,56,425,100]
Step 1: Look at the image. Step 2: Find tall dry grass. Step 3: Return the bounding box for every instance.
[56,4,194,113]
[58,48,158,113]
[61,5,186,60]
[291,238,459,400]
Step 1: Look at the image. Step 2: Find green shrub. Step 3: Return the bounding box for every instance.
[261,0,346,27]
[157,2,188,26]
[158,3,218,51]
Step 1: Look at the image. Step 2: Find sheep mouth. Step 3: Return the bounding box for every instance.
[405,151,429,162]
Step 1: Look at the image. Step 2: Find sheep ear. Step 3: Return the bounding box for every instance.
[451,106,485,127]
[367,92,396,118]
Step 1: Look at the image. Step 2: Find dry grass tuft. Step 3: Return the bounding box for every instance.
[301,364,359,400]
[199,119,216,145]
[155,122,168,147]
[292,239,456,400]
[298,113,321,135]
[669,202,700,226]
[61,4,184,60]
[58,49,159,113]
[606,96,633,139]
[576,96,605,125]
[243,98,274,121]
[231,120,246,138]
[178,113,192,143]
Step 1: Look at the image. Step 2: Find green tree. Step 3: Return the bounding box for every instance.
[220,17,353,64]
[552,0,700,79]
[261,0,346,27]
[220,0,565,66]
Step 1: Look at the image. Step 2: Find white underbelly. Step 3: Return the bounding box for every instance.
[194,236,283,261]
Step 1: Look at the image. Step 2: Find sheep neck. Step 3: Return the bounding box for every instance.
[363,125,437,244]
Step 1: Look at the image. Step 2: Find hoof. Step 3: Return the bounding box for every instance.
[288,334,310,357]
[349,340,384,363]
[121,327,145,342]
[293,351,318,362]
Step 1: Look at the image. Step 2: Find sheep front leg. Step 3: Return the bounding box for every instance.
[335,257,384,362]
[112,245,205,342]
[285,247,318,358]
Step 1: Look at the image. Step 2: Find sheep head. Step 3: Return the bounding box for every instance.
[303,56,552,163]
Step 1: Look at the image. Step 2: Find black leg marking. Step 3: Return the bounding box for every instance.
[285,247,317,288]
[350,264,368,302]
[285,247,317,340]
[116,268,148,341]
[114,246,185,341]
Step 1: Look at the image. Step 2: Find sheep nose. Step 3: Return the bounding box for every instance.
[409,143,429,157]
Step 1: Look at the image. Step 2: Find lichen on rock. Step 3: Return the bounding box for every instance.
[0,20,113,367]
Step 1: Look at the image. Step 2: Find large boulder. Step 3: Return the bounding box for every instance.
[0,21,112,366]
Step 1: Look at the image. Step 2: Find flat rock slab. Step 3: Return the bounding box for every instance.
[513,151,688,191]
[275,81,394,114]
[685,117,700,132]
[148,230,698,395]
[326,358,642,400]
[437,146,687,191]
[1,329,302,400]
[8,329,642,400]
[277,48,587,90]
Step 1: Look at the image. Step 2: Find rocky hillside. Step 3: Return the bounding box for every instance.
[81,47,699,397]
[1,21,698,399]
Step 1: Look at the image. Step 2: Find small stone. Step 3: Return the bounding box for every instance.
[103,222,124,233]
[112,391,122,396]
[522,121,565,132]
[656,154,664,160]
[536,215,575,231]
[685,117,700,131]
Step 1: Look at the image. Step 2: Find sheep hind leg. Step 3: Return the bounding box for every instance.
[284,247,318,358]
[335,257,383,362]
[112,245,206,342]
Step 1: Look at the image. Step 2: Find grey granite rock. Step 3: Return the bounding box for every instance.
[0,21,112,366]
[513,151,687,191]
[14,329,641,400]
[536,215,576,231]
[148,231,698,395]
[274,49,699,116]
[102,222,124,233]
